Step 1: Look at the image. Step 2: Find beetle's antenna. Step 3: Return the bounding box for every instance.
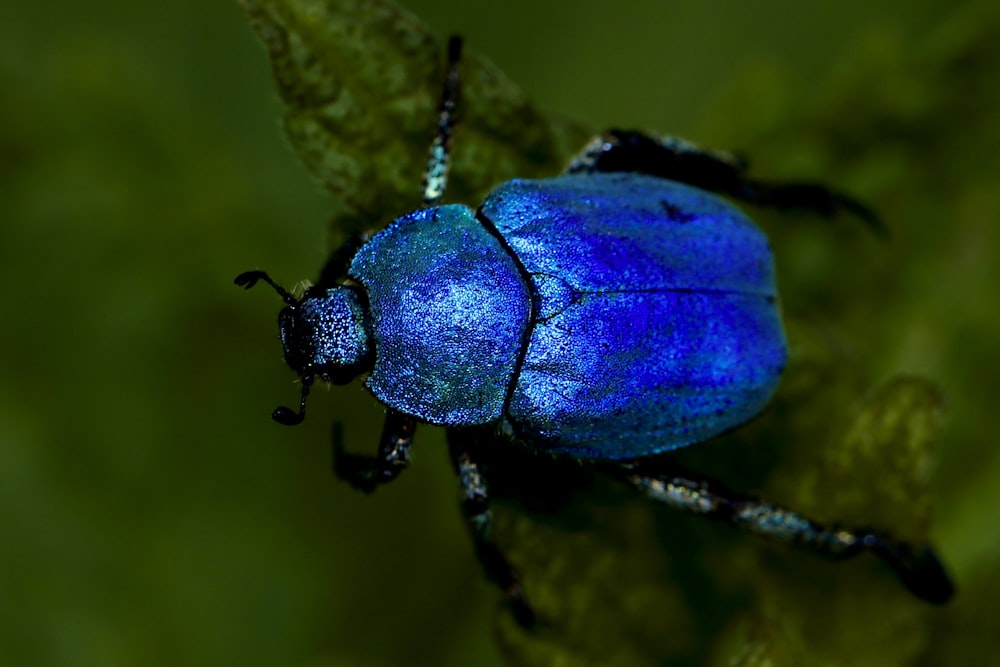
[272,373,313,426]
[234,270,298,307]
[421,35,463,206]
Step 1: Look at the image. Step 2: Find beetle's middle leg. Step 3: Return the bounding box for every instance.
[332,408,416,493]
[448,430,536,628]
[567,129,885,236]
[608,457,954,605]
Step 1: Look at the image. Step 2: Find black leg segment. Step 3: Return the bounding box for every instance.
[422,35,463,207]
[567,129,886,237]
[332,408,416,493]
[611,458,953,605]
[447,431,536,628]
[567,130,748,182]
[313,230,376,290]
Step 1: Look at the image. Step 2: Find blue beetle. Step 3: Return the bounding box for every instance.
[237,36,952,626]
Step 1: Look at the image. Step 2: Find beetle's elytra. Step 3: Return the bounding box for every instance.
[237,36,953,627]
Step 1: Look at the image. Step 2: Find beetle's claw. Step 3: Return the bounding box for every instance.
[331,440,380,494]
[870,539,955,605]
[272,405,304,426]
[508,584,537,629]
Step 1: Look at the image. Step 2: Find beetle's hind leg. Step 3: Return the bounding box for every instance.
[448,430,536,628]
[567,129,748,182]
[567,129,886,237]
[609,458,954,605]
[332,408,416,493]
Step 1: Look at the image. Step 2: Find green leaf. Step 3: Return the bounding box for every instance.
[239,0,1000,664]
[239,0,589,235]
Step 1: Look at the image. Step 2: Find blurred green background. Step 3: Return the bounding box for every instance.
[2,0,998,665]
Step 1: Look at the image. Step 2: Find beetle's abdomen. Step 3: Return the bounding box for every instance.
[482,174,787,459]
[350,205,530,425]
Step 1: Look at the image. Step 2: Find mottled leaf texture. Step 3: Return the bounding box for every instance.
[238,1,998,665]
[239,0,589,233]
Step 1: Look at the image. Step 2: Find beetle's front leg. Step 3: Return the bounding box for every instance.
[610,458,954,605]
[447,430,536,628]
[313,230,377,290]
[568,129,885,236]
[332,408,415,493]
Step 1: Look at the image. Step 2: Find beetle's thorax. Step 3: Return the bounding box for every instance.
[348,205,531,426]
[277,285,373,385]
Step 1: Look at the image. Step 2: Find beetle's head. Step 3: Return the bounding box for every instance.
[235,270,373,425]
[278,287,372,383]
